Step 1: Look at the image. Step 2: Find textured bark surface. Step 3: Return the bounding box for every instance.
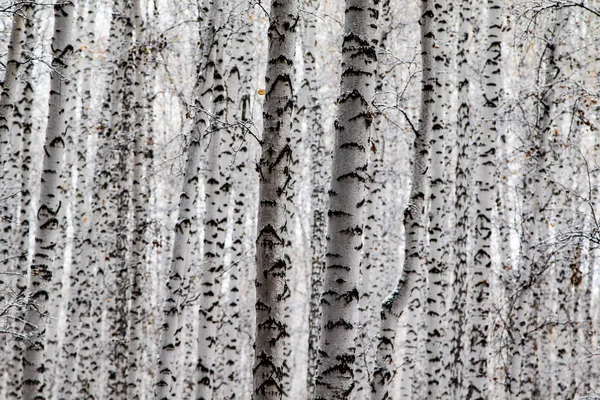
[466,0,501,398]
[447,0,472,397]
[155,2,221,398]
[371,2,433,399]
[253,1,297,398]
[426,0,451,397]
[314,1,379,399]
[196,12,231,398]
[21,3,74,399]
[303,1,328,396]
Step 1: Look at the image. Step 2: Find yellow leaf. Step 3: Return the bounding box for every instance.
[257,89,266,96]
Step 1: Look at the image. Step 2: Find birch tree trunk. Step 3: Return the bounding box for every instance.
[155,2,221,397]
[0,9,25,168]
[127,0,149,394]
[303,1,328,396]
[253,0,298,398]
[466,0,502,398]
[314,1,379,399]
[447,0,473,397]
[427,0,451,397]
[7,5,36,399]
[371,1,434,398]
[0,6,26,283]
[196,15,231,398]
[21,3,74,399]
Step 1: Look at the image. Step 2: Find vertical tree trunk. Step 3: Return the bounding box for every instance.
[21,3,74,399]
[0,5,26,295]
[253,0,298,398]
[0,9,25,167]
[7,5,36,399]
[196,11,231,397]
[426,0,451,397]
[155,1,221,398]
[447,0,472,397]
[371,1,433,398]
[303,1,328,396]
[314,1,379,399]
[466,0,502,398]
[127,0,149,395]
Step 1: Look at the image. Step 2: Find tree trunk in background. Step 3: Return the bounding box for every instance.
[371,1,433,398]
[0,4,26,300]
[253,0,297,398]
[21,3,74,399]
[426,0,451,397]
[304,0,327,396]
[466,0,501,398]
[127,0,149,395]
[59,2,96,396]
[447,0,472,397]
[154,1,220,397]
[0,10,25,169]
[314,0,379,399]
[196,10,231,397]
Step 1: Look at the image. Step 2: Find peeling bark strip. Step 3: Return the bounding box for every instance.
[314,1,379,399]
[21,2,74,400]
[253,1,298,399]
[371,1,434,399]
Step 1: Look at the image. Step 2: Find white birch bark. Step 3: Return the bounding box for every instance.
[466,0,502,398]
[7,5,36,399]
[155,1,220,397]
[303,1,328,396]
[426,0,451,397]
[447,0,472,397]
[0,9,25,168]
[253,0,297,398]
[314,1,379,399]
[21,3,74,399]
[196,16,231,399]
[127,0,149,395]
[0,6,26,287]
[371,1,434,398]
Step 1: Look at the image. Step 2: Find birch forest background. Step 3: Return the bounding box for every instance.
[1,0,600,399]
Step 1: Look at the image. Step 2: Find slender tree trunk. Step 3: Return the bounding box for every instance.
[127,0,149,395]
[303,1,328,396]
[426,0,451,397]
[466,0,502,398]
[21,3,74,399]
[447,1,472,397]
[0,4,26,295]
[196,14,231,398]
[155,1,221,397]
[253,0,298,398]
[0,9,25,168]
[371,1,434,398]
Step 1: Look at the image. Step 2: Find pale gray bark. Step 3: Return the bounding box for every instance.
[314,1,379,399]
[303,1,328,396]
[21,3,74,399]
[154,2,221,399]
[196,13,231,397]
[372,1,434,398]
